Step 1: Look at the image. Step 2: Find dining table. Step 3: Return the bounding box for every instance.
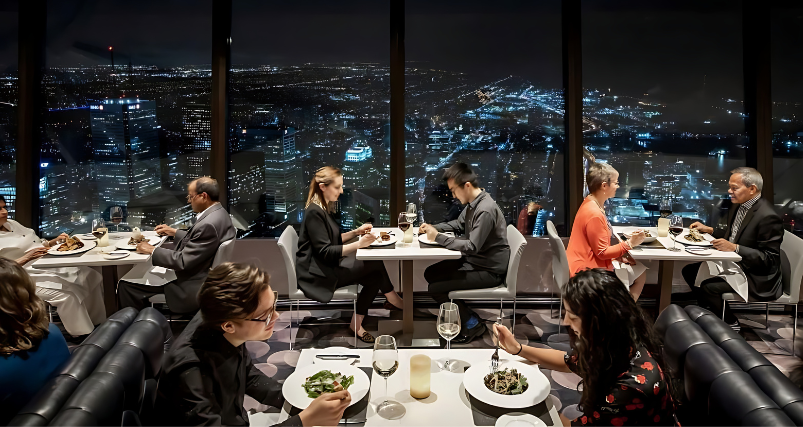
[31,231,167,316]
[612,226,742,313]
[356,227,462,347]
[249,348,561,426]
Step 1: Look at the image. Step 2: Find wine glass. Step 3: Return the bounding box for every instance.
[405,203,417,226]
[437,302,461,372]
[92,218,108,248]
[110,206,123,234]
[372,335,405,420]
[668,215,683,252]
[398,212,412,246]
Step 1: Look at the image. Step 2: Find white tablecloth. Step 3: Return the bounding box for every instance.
[249,348,561,427]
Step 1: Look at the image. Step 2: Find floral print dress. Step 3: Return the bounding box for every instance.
[565,346,678,426]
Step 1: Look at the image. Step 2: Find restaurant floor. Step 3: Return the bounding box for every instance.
[59,303,802,419]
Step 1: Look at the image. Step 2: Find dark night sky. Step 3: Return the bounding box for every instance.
[0,0,801,102]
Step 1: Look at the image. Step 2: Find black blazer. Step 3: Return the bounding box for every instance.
[712,197,784,301]
[295,203,344,303]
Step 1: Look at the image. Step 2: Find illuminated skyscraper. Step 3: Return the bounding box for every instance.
[90,98,161,208]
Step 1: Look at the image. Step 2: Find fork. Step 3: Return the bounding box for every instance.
[491,315,501,374]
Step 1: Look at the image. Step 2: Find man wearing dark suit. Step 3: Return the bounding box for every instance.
[682,167,784,328]
[118,177,236,313]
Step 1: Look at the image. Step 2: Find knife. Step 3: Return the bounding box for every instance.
[316,354,360,360]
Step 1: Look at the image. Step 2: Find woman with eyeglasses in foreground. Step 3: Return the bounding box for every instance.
[495,269,677,426]
[154,263,350,426]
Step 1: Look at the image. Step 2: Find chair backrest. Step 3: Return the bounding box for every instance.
[780,230,803,303]
[504,225,527,292]
[277,226,300,294]
[211,239,235,268]
[546,220,571,291]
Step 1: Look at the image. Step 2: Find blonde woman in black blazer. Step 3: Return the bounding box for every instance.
[295,166,404,343]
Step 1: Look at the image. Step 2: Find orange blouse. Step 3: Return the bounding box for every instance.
[566,198,631,275]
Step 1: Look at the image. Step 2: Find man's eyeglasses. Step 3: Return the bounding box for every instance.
[245,291,278,327]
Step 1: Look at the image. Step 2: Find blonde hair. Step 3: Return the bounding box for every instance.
[306,166,342,213]
[586,162,618,194]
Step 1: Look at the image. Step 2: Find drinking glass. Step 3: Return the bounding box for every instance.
[406,203,417,226]
[398,213,413,245]
[110,206,123,234]
[668,215,683,252]
[436,302,461,372]
[372,335,405,419]
[659,199,672,218]
[92,218,109,248]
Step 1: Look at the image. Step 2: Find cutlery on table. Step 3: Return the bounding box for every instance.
[315,354,360,360]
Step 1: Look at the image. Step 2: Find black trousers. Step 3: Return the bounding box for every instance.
[118,280,171,312]
[425,259,503,328]
[333,259,394,315]
[681,262,738,324]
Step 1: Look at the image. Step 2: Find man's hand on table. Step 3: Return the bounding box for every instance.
[711,239,737,252]
[136,241,155,255]
[419,223,439,242]
[298,390,351,426]
[154,224,177,237]
[689,221,714,235]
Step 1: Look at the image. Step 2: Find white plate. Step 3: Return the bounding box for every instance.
[672,230,713,247]
[621,227,658,244]
[116,237,161,250]
[371,232,399,247]
[495,413,547,427]
[80,233,98,240]
[463,361,551,409]
[103,251,131,260]
[685,247,713,256]
[282,362,370,409]
[418,231,454,245]
[47,239,97,256]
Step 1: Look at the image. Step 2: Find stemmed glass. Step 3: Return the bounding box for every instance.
[436,302,461,372]
[110,206,123,234]
[668,215,684,252]
[372,335,405,420]
[92,218,108,248]
[398,212,413,246]
[405,203,417,226]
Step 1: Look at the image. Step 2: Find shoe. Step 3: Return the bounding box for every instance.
[727,321,741,332]
[383,301,402,311]
[353,330,375,343]
[452,322,487,344]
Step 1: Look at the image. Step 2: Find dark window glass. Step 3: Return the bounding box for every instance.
[0,2,17,215]
[583,0,746,228]
[230,1,390,237]
[772,6,803,236]
[406,0,564,236]
[40,0,212,235]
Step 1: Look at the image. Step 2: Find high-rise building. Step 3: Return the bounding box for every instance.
[230,125,303,232]
[90,98,161,209]
[182,103,211,151]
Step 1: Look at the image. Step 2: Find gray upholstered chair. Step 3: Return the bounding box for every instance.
[447,225,527,331]
[546,220,571,342]
[722,230,803,355]
[277,226,359,349]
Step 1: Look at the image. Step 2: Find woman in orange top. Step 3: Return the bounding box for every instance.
[567,162,648,300]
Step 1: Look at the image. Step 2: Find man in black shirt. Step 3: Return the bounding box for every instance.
[420,163,510,344]
[154,263,350,426]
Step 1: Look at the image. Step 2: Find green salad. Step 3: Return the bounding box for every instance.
[302,370,355,398]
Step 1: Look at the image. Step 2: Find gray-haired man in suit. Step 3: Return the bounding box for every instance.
[118,177,236,313]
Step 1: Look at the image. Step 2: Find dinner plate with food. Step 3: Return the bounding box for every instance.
[672,227,714,247]
[116,235,161,250]
[621,227,658,245]
[282,363,370,409]
[370,231,398,247]
[417,231,455,246]
[47,236,97,256]
[462,361,550,409]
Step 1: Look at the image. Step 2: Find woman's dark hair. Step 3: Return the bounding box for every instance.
[0,258,50,355]
[442,162,479,188]
[0,195,5,204]
[192,176,220,202]
[197,262,271,329]
[562,268,668,414]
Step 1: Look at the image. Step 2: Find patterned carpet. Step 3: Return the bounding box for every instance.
[59,302,802,421]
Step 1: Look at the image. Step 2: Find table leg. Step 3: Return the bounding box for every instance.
[657,260,674,313]
[101,265,119,316]
[402,260,414,336]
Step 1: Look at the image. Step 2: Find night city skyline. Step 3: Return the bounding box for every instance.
[0,0,801,238]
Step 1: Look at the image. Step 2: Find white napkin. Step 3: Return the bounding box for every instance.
[151,266,168,274]
[694,260,749,302]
